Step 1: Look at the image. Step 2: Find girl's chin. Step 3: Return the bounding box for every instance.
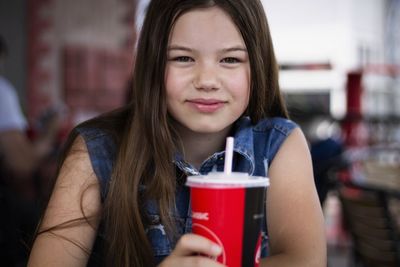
[168,115,234,135]
[184,123,233,135]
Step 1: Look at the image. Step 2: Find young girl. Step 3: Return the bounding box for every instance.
[28,0,326,266]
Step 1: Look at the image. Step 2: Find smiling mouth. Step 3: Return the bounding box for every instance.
[187,99,226,113]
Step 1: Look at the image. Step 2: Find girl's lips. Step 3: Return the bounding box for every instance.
[187,99,226,113]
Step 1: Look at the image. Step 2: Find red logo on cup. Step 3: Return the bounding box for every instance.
[192,223,226,264]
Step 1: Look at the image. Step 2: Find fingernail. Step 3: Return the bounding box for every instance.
[212,244,222,254]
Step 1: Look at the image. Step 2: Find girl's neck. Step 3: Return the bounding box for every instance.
[175,124,232,170]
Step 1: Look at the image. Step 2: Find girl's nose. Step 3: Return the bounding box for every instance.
[193,63,220,91]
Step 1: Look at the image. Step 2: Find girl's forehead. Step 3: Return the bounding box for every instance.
[174,6,231,25]
[168,6,244,46]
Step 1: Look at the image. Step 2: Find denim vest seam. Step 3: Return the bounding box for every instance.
[77,127,110,142]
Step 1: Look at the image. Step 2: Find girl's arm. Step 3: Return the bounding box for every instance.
[261,128,327,267]
[28,136,101,267]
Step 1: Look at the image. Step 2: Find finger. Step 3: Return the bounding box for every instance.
[171,234,222,258]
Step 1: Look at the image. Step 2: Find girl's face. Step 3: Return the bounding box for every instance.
[165,6,250,134]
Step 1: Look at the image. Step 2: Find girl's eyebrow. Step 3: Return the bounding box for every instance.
[168,45,192,52]
[221,46,247,53]
[167,45,247,53]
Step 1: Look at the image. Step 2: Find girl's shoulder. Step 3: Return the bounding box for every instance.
[233,116,300,176]
[235,116,298,136]
[75,106,130,145]
[253,117,298,135]
[76,126,111,142]
[71,107,131,200]
[75,126,116,201]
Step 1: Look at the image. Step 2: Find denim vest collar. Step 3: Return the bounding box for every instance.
[173,117,255,176]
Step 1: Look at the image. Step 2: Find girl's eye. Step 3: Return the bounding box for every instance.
[221,57,240,64]
[173,56,194,62]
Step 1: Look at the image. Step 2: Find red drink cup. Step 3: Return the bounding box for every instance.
[186,172,269,267]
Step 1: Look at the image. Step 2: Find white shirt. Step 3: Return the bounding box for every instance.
[0,76,27,132]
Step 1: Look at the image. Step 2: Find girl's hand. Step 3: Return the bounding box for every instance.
[159,234,226,267]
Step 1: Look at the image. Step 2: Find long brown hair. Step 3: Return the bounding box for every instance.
[39,0,288,266]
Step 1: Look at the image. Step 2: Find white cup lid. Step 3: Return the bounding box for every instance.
[186,172,269,188]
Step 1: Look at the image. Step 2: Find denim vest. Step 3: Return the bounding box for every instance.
[77,116,297,265]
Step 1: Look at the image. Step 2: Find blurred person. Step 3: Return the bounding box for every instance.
[307,116,346,205]
[0,36,58,183]
[289,112,345,205]
[0,35,59,266]
[29,1,326,266]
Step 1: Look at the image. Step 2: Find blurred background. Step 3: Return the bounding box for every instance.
[0,0,399,266]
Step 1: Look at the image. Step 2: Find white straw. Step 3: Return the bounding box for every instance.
[224,137,234,175]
